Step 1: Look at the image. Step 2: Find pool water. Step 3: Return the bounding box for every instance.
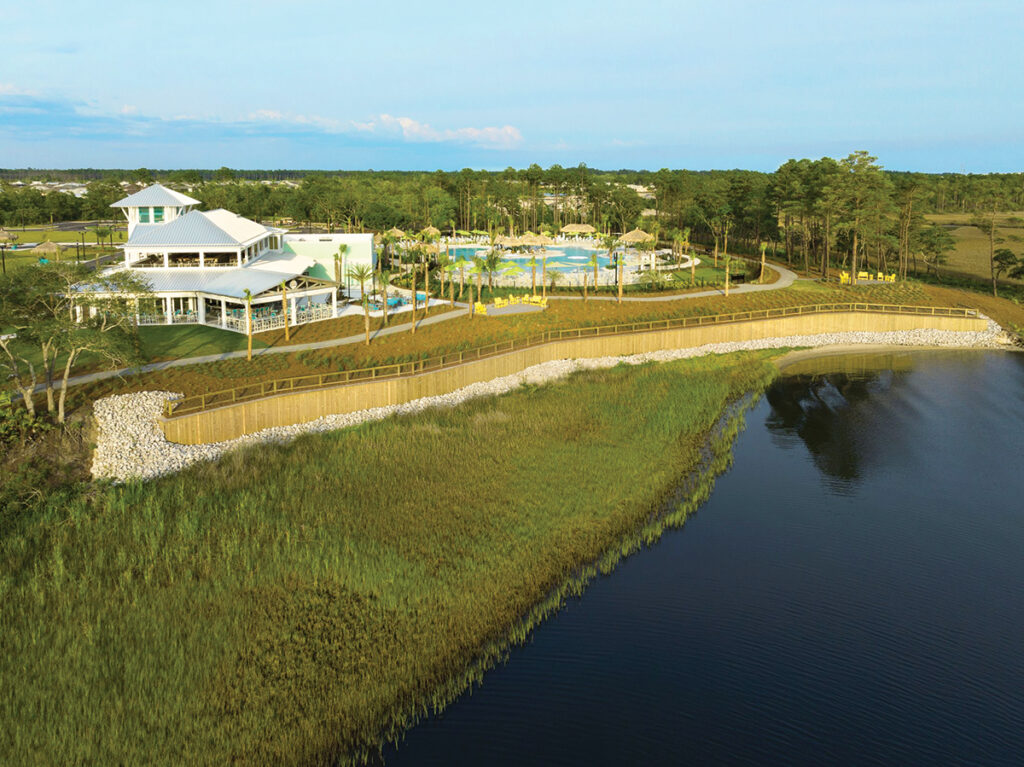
[446,245,616,273]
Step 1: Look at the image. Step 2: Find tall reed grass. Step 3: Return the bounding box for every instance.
[0,352,778,765]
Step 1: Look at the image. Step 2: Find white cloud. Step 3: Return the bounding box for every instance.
[0,83,35,96]
[120,104,138,115]
[375,114,523,148]
[248,108,523,148]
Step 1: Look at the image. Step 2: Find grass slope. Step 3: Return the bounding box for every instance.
[0,352,777,766]
[67,279,934,410]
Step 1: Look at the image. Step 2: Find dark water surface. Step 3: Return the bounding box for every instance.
[381,351,1024,766]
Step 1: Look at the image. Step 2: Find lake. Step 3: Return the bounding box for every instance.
[380,350,1024,766]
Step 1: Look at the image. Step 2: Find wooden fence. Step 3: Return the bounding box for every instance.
[159,303,985,445]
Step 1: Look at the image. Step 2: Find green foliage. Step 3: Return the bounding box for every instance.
[0,353,777,765]
[0,405,52,446]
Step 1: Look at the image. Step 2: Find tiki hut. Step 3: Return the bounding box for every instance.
[421,225,441,238]
[561,223,596,235]
[618,228,654,245]
[30,240,63,258]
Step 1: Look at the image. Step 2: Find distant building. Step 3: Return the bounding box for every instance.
[83,184,376,333]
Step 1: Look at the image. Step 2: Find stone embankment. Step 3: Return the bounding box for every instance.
[91,320,1014,483]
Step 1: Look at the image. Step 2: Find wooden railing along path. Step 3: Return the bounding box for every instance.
[165,303,979,418]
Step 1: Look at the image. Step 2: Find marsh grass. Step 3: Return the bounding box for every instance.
[2,352,777,765]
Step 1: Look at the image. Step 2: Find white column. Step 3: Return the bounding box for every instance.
[75,305,83,323]
[199,251,205,268]
[290,296,297,325]
[164,297,172,325]
[220,299,227,328]
[163,252,169,268]
[332,288,338,316]
[198,297,206,324]
[237,249,242,267]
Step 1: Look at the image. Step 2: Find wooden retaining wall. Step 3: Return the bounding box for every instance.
[161,311,986,445]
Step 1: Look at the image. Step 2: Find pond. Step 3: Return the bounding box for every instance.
[380,350,1024,766]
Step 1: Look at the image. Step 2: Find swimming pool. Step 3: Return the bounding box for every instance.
[446,245,617,273]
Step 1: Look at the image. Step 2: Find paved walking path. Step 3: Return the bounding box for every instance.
[548,262,797,302]
[47,262,798,392]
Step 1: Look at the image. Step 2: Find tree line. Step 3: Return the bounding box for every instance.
[3,154,1023,293]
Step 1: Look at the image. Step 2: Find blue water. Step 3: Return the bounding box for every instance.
[446,245,613,273]
[379,350,1024,766]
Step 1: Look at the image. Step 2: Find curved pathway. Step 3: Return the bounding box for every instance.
[48,262,799,392]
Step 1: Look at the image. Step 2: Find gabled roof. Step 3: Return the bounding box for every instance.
[111,183,200,208]
[126,210,271,248]
[203,209,271,244]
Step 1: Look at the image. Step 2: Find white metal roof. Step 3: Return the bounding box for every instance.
[244,249,317,274]
[203,208,272,244]
[126,210,271,248]
[110,183,200,208]
[125,254,324,300]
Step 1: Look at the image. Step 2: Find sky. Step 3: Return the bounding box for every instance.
[1,0,1022,172]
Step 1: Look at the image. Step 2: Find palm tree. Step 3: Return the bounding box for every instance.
[279,279,290,342]
[759,241,768,283]
[469,256,486,318]
[346,264,374,345]
[454,257,469,298]
[378,268,394,325]
[638,268,663,293]
[541,252,549,299]
[334,243,349,285]
[409,251,417,335]
[526,254,538,295]
[446,262,457,306]
[243,288,254,360]
[436,250,450,299]
[548,269,562,294]
[588,252,600,296]
[601,235,620,303]
[379,231,396,269]
[581,264,588,303]
[723,249,733,297]
[483,249,503,297]
[94,226,111,249]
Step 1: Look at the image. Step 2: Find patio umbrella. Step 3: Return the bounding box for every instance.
[0,229,12,243]
[421,225,441,238]
[385,227,406,239]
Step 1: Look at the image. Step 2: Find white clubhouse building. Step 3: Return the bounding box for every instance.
[97,184,375,333]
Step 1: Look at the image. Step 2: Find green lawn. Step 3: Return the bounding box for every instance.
[138,324,268,361]
[0,352,777,765]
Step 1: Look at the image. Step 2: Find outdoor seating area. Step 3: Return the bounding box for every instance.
[475,294,549,316]
[493,294,548,309]
[839,271,897,284]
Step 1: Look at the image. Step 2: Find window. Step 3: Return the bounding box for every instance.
[138,207,150,223]
[153,207,165,222]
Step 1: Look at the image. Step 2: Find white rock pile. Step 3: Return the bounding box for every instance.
[91,319,1014,483]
